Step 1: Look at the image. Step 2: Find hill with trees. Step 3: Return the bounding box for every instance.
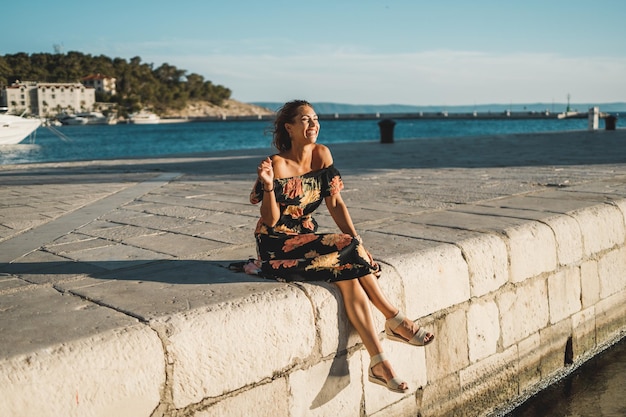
[0,52,233,116]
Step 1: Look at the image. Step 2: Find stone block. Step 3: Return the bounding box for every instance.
[543,215,584,266]
[614,199,626,232]
[193,379,290,417]
[595,289,626,344]
[125,231,226,257]
[479,192,594,214]
[597,247,626,298]
[60,241,171,270]
[457,234,508,298]
[498,279,550,348]
[420,372,463,417]
[0,326,164,417]
[538,318,572,377]
[371,262,408,328]
[58,261,279,319]
[547,267,582,324]
[425,309,469,381]
[467,300,500,363]
[157,285,316,408]
[571,307,596,361]
[458,345,519,417]
[289,352,363,417]
[298,282,361,358]
[414,209,527,234]
[386,244,470,319]
[362,230,437,261]
[0,275,29,291]
[363,342,426,415]
[580,260,600,308]
[517,333,541,392]
[505,221,557,283]
[370,396,419,417]
[573,204,626,256]
[0,285,148,360]
[459,344,517,390]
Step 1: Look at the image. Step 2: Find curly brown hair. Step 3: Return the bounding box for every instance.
[272,99,313,152]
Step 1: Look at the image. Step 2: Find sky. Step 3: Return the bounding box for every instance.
[2,0,625,106]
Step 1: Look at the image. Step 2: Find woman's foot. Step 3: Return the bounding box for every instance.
[368,353,408,393]
[385,311,434,346]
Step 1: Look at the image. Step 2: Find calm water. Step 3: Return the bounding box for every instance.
[1,117,593,165]
[503,337,626,417]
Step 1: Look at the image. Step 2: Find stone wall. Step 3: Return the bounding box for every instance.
[2,190,625,417]
[184,193,626,417]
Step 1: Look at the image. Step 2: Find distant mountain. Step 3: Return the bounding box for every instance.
[252,102,626,115]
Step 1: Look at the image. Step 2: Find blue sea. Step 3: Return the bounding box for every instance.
[0,117,600,165]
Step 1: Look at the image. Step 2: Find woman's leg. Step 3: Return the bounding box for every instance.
[334,279,406,388]
[357,273,398,319]
[358,273,434,344]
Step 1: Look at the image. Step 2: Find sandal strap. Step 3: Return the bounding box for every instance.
[387,376,407,391]
[386,311,406,332]
[369,353,387,368]
[409,327,428,345]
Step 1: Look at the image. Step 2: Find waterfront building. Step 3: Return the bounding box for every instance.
[1,81,96,117]
[81,74,117,96]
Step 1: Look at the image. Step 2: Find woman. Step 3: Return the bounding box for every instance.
[249,100,434,393]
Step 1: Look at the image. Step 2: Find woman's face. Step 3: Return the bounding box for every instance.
[285,105,319,145]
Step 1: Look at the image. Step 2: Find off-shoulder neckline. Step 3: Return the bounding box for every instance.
[274,164,335,182]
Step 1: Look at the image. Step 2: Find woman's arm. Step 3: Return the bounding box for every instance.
[318,145,358,236]
[257,156,281,227]
[325,192,358,237]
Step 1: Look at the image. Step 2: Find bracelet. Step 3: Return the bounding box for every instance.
[263,187,274,192]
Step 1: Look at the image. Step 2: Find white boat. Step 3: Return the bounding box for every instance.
[0,113,42,145]
[76,112,112,125]
[129,111,160,124]
[557,111,585,119]
[59,114,88,125]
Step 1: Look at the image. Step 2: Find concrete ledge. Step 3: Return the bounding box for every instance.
[2,132,626,416]
[0,286,164,416]
[3,193,625,417]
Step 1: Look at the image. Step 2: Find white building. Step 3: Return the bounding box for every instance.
[81,74,117,96]
[1,81,96,117]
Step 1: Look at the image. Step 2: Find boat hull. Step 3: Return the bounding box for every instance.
[129,112,160,124]
[0,114,41,145]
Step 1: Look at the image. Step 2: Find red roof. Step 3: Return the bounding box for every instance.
[82,74,113,81]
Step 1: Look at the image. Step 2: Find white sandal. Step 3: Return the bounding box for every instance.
[385,311,434,347]
[368,353,408,393]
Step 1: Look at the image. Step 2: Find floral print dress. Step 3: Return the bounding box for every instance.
[249,164,381,282]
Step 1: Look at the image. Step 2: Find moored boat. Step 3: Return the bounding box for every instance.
[0,113,42,145]
[76,111,115,125]
[557,111,586,119]
[58,114,88,125]
[129,111,160,124]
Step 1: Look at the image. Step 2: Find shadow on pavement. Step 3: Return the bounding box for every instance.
[0,258,263,285]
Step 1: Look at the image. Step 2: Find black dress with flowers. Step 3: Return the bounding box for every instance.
[249,164,381,282]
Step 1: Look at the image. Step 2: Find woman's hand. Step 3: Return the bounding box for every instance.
[257,156,280,226]
[257,157,274,188]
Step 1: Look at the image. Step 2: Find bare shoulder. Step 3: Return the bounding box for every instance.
[313,144,334,168]
[271,153,289,178]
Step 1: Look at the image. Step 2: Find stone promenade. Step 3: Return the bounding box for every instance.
[1,129,626,417]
